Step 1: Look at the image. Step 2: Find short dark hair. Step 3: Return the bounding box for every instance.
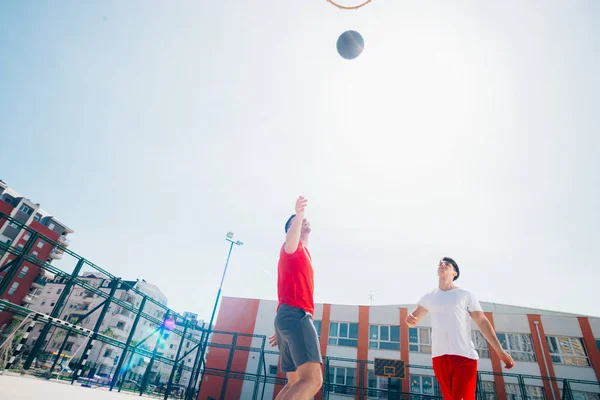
[285,214,296,233]
[442,257,460,281]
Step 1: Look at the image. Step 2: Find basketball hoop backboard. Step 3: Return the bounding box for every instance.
[374,358,405,379]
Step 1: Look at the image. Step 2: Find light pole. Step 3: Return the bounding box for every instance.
[192,232,243,397]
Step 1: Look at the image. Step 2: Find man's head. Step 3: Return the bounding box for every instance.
[285,214,311,235]
[437,257,460,281]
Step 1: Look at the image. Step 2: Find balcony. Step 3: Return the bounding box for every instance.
[49,248,63,260]
[58,235,70,247]
[22,292,37,304]
[32,277,47,289]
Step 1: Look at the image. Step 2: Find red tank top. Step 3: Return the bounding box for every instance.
[277,241,314,316]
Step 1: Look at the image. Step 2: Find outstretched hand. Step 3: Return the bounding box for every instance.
[295,196,307,218]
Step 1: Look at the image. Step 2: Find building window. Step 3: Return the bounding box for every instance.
[186,342,190,348]
[410,375,436,396]
[328,367,356,395]
[33,214,41,221]
[169,344,174,349]
[116,321,126,330]
[57,288,62,295]
[8,222,19,229]
[48,222,56,230]
[19,205,32,215]
[23,233,31,241]
[41,301,46,305]
[269,365,278,376]
[505,383,544,400]
[50,302,55,307]
[369,325,400,350]
[497,333,536,362]
[409,327,431,353]
[368,370,401,397]
[65,342,74,351]
[472,331,490,358]
[37,240,45,249]
[18,266,29,279]
[32,251,39,258]
[8,282,19,295]
[478,381,496,400]
[314,320,322,337]
[104,349,112,357]
[17,244,24,252]
[329,322,359,347]
[596,339,600,353]
[546,336,590,366]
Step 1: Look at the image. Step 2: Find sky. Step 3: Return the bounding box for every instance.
[1,1,599,321]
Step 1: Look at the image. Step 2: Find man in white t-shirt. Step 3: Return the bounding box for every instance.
[406,257,514,400]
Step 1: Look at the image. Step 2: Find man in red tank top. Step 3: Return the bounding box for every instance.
[269,196,323,399]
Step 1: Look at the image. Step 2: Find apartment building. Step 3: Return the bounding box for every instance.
[24,272,205,385]
[0,179,74,327]
[199,297,600,400]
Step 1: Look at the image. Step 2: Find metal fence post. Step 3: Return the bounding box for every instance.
[70,277,120,384]
[110,295,147,391]
[165,317,189,400]
[0,232,39,297]
[24,257,85,369]
[220,333,238,400]
[140,310,171,396]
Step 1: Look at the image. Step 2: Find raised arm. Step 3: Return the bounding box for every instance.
[406,305,428,327]
[284,196,307,254]
[470,311,515,369]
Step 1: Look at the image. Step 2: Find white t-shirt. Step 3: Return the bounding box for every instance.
[417,287,484,360]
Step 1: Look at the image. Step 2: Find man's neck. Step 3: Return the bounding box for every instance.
[300,234,309,247]
[438,278,456,291]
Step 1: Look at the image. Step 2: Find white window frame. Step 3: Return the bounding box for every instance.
[37,240,45,249]
[409,374,437,395]
[505,383,545,400]
[18,266,29,279]
[23,233,31,241]
[546,336,590,367]
[8,282,19,295]
[369,324,400,350]
[367,370,401,398]
[497,333,536,362]
[472,331,491,358]
[328,322,359,347]
[19,205,31,215]
[480,380,496,400]
[48,222,56,230]
[409,327,432,353]
[328,366,356,394]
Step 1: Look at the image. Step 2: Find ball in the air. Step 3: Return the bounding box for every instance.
[336,30,364,60]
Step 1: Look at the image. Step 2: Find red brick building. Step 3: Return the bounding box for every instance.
[0,179,74,328]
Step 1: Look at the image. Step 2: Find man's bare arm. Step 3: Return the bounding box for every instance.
[470,311,515,369]
[406,305,428,327]
[284,196,307,254]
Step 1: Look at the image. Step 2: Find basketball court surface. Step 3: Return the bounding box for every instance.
[0,374,149,399]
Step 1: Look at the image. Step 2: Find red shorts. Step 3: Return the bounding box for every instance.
[432,355,478,400]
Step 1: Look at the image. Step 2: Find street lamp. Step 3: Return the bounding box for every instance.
[192,232,243,396]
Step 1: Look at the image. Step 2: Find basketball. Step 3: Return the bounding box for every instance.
[336,30,365,60]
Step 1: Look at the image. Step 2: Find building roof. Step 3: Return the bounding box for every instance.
[222,296,600,319]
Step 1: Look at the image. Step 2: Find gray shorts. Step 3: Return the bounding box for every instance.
[274,304,322,373]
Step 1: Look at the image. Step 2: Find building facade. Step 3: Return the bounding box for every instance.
[0,179,74,328]
[22,272,205,387]
[199,296,600,400]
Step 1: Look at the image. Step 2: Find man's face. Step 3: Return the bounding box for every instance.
[301,218,311,234]
[437,259,456,280]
